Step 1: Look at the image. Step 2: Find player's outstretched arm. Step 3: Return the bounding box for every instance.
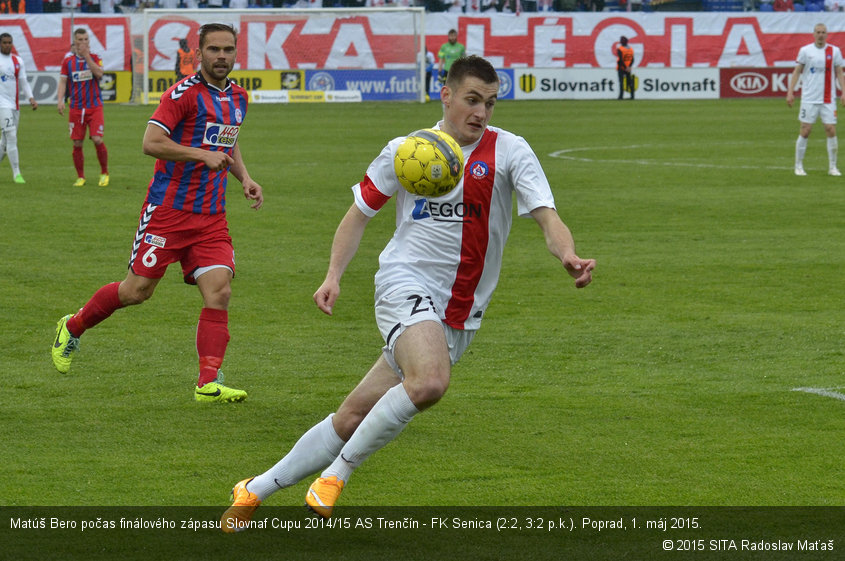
[786,64,803,107]
[56,76,66,115]
[530,206,595,289]
[836,66,845,105]
[313,204,371,315]
[230,144,263,210]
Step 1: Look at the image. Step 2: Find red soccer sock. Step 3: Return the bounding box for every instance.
[72,146,84,178]
[66,282,123,337]
[196,308,230,387]
[95,143,109,174]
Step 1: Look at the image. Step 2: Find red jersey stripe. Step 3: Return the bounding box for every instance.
[444,129,498,329]
[825,45,833,104]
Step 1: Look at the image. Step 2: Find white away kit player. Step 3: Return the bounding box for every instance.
[0,32,37,183]
[787,23,845,176]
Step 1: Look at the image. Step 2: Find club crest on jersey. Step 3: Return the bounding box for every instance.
[204,122,240,147]
[144,234,166,248]
[469,161,489,179]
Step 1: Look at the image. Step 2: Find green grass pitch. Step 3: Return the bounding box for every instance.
[1,97,842,512]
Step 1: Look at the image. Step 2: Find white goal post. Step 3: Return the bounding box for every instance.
[140,7,426,104]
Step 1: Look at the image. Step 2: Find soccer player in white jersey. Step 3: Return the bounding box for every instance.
[787,23,845,177]
[221,55,595,531]
[0,33,37,184]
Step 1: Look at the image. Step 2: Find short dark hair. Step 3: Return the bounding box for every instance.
[74,28,87,38]
[620,36,628,46]
[199,23,237,49]
[0,33,11,42]
[445,55,498,89]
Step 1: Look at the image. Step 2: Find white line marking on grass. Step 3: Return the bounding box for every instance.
[549,145,792,171]
[792,387,845,402]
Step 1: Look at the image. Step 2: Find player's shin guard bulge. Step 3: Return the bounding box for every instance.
[221,478,261,533]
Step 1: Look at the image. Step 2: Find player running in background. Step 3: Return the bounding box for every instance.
[0,32,37,183]
[787,22,845,177]
[221,55,594,530]
[57,28,110,187]
[51,23,264,403]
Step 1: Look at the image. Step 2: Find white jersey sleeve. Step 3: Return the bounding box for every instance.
[505,133,556,217]
[351,137,404,218]
[16,55,34,101]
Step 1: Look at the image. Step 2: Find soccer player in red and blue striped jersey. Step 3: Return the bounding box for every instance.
[57,28,110,187]
[51,24,264,404]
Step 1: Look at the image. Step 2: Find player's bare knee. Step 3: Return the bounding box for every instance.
[204,285,231,309]
[404,370,449,410]
[332,407,365,441]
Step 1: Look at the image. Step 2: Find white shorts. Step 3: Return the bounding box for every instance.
[0,108,19,133]
[375,284,475,378]
[798,101,837,125]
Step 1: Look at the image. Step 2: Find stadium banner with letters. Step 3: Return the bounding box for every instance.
[251,90,363,103]
[143,69,421,103]
[26,71,132,105]
[3,13,845,73]
[514,68,719,100]
[145,70,286,101]
[719,67,804,99]
[298,69,420,102]
[423,13,838,71]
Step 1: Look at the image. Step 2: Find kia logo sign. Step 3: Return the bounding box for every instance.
[730,72,769,94]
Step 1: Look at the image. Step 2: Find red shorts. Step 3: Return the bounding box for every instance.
[128,204,234,285]
[68,106,105,140]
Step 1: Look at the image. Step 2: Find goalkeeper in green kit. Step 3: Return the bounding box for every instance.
[437,29,465,85]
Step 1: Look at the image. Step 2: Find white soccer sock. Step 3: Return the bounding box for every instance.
[795,136,808,167]
[827,136,838,169]
[322,383,419,484]
[5,129,19,175]
[247,414,345,500]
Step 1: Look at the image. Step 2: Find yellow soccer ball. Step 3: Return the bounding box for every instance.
[393,128,464,197]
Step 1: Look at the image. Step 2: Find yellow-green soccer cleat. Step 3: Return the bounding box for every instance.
[194,373,247,403]
[73,177,85,187]
[52,314,80,374]
[305,476,345,519]
[98,174,109,187]
[14,174,25,184]
[221,478,261,533]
